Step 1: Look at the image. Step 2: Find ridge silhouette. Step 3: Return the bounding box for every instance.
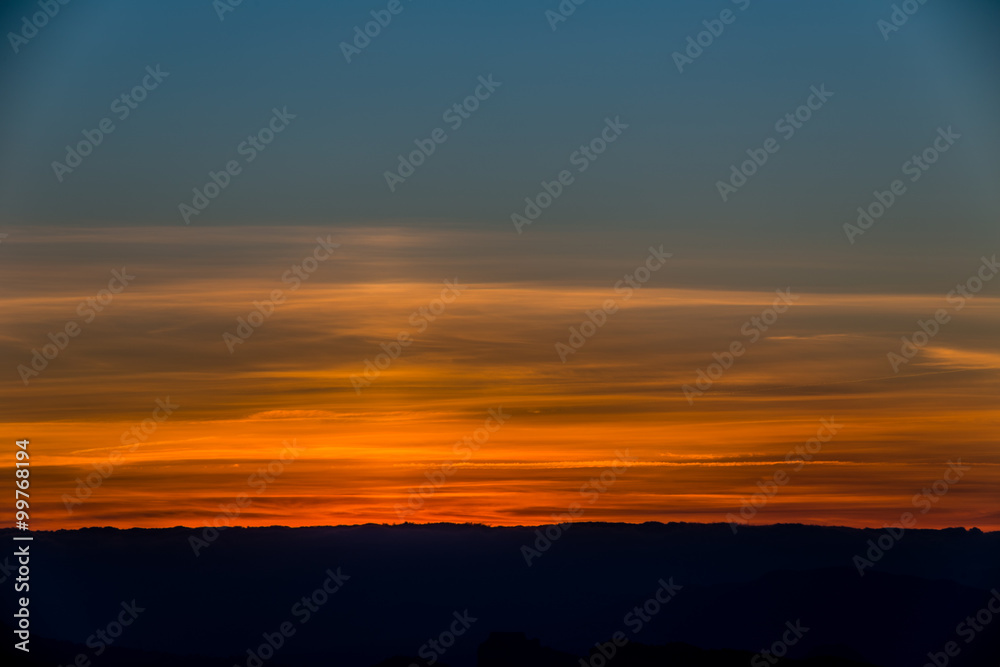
[4,522,998,666]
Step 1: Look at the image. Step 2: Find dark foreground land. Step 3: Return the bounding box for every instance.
[3,522,999,666]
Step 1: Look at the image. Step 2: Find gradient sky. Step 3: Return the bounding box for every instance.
[1,0,999,530]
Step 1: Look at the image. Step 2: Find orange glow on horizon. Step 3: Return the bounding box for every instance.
[4,227,998,532]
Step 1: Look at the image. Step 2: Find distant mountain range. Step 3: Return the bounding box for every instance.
[3,522,998,666]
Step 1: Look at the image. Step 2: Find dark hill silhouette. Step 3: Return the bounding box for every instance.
[3,522,997,667]
[476,632,887,666]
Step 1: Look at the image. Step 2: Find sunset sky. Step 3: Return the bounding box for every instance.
[1,0,999,530]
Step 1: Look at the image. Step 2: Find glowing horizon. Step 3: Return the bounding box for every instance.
[5,226,997,532]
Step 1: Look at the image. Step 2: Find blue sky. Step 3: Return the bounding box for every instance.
[4,0,1000,533]
[0,0,998,261]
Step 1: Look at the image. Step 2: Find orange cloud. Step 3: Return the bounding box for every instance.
[2,226,997,531]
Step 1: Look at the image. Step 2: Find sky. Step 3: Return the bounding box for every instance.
[1,0,999,530]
